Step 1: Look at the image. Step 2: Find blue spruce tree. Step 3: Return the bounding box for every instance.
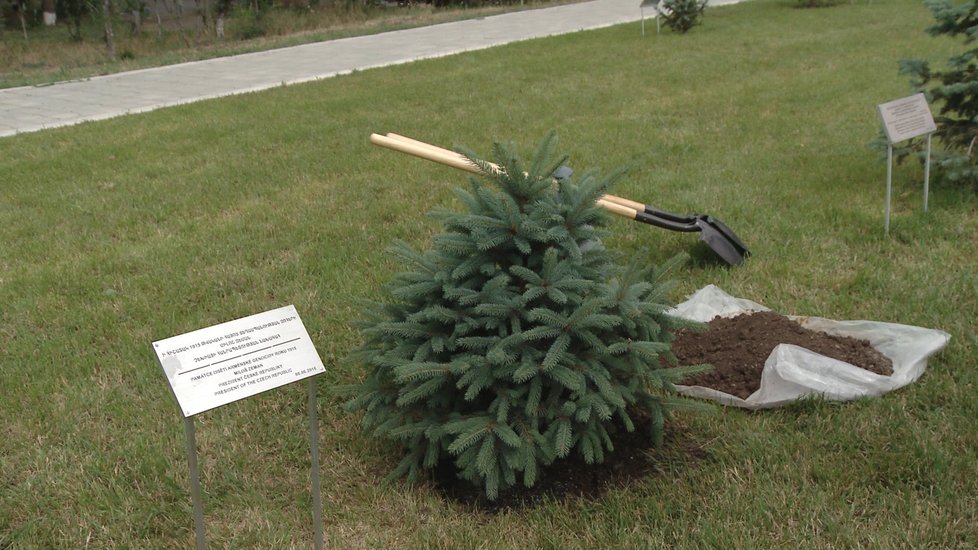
[345,133,706,500]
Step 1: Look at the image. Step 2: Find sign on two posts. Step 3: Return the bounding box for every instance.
[153,305,326,549]
[876,93,937,235]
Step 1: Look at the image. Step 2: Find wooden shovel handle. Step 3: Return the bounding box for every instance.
[598,194,645,212]
[595,198,640,219]
[370,132,641,221]
[369,133,485,175]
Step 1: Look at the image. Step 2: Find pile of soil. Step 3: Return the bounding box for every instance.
[671,311,894,399]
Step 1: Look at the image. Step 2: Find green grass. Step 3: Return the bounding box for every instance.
[2,0,977,547]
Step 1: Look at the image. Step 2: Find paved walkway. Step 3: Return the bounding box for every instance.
[0,0,742,138]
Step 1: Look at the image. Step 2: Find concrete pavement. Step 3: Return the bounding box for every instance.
[0,0,742,138]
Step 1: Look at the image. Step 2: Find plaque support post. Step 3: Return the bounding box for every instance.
[308,376,324,550]
[183,416,207,550]
[924,132,932,212]
[885,142,893,236]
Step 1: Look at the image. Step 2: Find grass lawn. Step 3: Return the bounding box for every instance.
[2,0,977,547]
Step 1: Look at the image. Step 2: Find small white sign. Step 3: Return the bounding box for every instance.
[153,305,325,417]
[878,93,937,144]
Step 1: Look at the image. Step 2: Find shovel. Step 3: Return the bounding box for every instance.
[369,133,749,266]
[551,166,749,266]
[597,195,749,266]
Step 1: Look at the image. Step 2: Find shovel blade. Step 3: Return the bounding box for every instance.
[696,216,750,266]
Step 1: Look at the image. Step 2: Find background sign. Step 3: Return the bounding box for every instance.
[878,93,937,144]
[153,305,325,417]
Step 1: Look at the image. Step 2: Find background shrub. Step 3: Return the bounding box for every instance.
[893,0,978,193]
[659,0,707,34]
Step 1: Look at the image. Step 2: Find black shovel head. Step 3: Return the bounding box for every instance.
[695,216,750,266]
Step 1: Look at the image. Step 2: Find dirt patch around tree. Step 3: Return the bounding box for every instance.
[433,416,711,512]
[671,311,894,400]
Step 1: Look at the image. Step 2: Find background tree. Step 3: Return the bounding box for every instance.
[895,0,978,193]
[41,0,54,25]
[122,0,145,34]
[14,0,29,39]
[102,0,116,60]
[63,0,86,41]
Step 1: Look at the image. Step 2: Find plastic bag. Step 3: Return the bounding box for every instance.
[668,285,952,409]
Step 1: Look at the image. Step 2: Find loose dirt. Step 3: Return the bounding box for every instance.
[671,310,893,399]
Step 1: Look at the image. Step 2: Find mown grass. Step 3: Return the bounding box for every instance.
[2,0,977,547]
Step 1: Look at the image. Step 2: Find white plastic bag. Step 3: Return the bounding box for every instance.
[668,285,952,409]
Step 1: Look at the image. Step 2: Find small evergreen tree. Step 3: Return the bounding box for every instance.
[659,0,707,34]
[893,0,978,193]
[344,133,706,500]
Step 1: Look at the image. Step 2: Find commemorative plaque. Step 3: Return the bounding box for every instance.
[154,305,325,417]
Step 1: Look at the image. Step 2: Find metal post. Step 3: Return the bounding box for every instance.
[924,132,932,212]
[183,416,207,550]
[885,143,893,236]
[308,377,324,550]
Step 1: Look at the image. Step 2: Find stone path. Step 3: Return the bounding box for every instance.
[0,0,744,137]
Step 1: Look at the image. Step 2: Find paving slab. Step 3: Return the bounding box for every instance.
[0,0,744,138]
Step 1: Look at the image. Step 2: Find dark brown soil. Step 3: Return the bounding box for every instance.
[432,416,711,512]
[671,311,894,400]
